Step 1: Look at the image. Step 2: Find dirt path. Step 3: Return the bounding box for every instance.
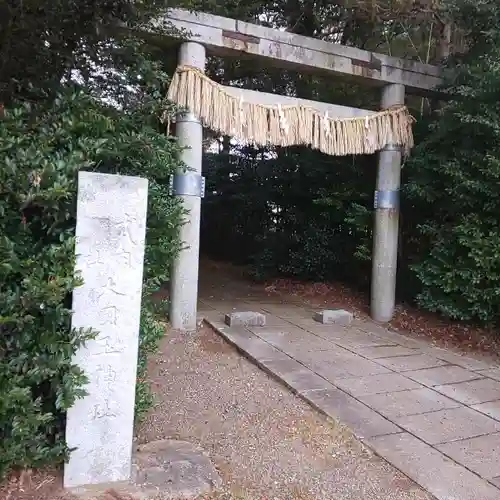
[137,324,434,500]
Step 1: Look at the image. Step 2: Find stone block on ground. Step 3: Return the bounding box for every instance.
[224,311,266,327]
[313,309,353,326]
[133,439,222,498]
[67,439,222,499]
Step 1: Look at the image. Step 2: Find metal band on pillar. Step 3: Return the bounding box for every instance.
[382,143,402,152]
[176,117,201,125]
[169,174,206,198]
[374,189,399,210]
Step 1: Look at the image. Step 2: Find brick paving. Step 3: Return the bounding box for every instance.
[199,298,500,500]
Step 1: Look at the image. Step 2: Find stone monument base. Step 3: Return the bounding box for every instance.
[66,440,221,500]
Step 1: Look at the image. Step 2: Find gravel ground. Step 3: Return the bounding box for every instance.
[1,322,434,500]
[136,324,434,500]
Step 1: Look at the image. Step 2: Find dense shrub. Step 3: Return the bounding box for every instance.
[202,146,375,288]
[0,90,183,477]
[402,0,500,323]
[405,79,500,321]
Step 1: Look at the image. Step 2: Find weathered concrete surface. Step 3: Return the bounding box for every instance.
[224,311,266,327]
[201,298,500,499]
[158,9,442,93]
[437,433,500,480]
[393,407,500,445]
[64,172,148,489]
[359,388,461,419]
[433,377,500,405]
[366,432,500,500]
[313,309,353,325]
[403,365,483,387]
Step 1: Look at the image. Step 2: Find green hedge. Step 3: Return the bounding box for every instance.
[0,90,183,478]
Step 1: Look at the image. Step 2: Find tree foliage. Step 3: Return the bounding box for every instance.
[0,0,184,477]
[403,0,500,322]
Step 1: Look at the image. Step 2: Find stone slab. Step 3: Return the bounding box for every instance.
[404,365,483,387]
[313,309,353,326]
[286,319,371,342]
[305,361,357,381]
[322,359,391,378]
[263,332,336,353]
[133,439,222,498]
[302,388,401,439]
[365,432,500,500]
[427,350,492,371]
[353,320,423,348]
[333,373,421,397]
[375,354,448,372]
[434,378,500,405]
[224,311,266,327]
[478,368,500,382]
[359,388,461,419]
[207,320,254,342]
[64,172,149,489]
[325,330,398,349]
[354,345,420,359]
[278,344,339,361]
[437,433,500,479]
[287,317,351,334]
[230,334,289,362]
[248,325,310,341]
[207,321,291,363]
[259,357,308,378]
[394,407,500,445]
[472,401,500,421]
[260,315,294,327]
[279,368,335,393]
[334,337,398,350]
[491,477,500,488]
[302,348,392,375]
[199,310,225,324]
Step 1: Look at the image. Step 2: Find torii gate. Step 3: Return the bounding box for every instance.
[162,9,442,331]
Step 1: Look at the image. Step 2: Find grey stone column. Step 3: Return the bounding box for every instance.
[169,42,206,331]
[371,83,405,323]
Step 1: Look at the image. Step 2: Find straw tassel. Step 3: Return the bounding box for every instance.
[165,65,415,157]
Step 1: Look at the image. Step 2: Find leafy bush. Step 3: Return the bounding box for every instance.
[403,0,500,323]
[406,98,500,322]
[0,90,183,478]
[202,146,375,287]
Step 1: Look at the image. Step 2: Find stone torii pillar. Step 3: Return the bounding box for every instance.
[371,83,405,323]
[169,41,206,331]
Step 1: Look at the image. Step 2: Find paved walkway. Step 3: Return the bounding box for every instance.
[199,297,500,500]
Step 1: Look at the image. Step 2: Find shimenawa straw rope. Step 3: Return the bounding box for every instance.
[164,65,415,157]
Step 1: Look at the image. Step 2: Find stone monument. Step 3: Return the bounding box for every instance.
[64,171,148,489]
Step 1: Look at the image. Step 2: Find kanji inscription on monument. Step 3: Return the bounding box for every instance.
[64,171,148,489]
